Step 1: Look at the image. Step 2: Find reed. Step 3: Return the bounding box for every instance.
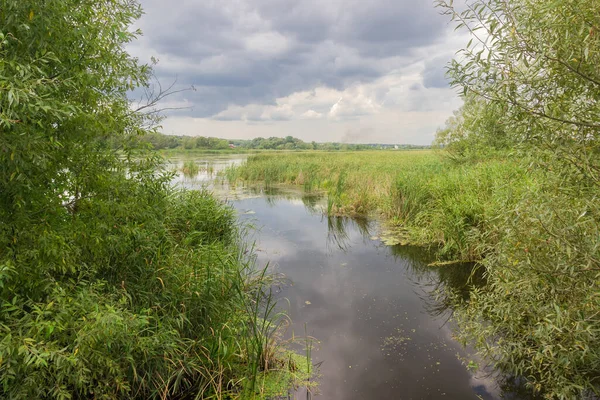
[225,150,525,261]
[0,182,309,399]
[181,160,200,176]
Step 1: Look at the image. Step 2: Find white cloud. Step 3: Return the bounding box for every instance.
[244,31,291,56]
[301,110,323,119]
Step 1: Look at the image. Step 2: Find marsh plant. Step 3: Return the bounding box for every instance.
[435,0,600,397]
[228,128,599,399]
[224,1,600,396]
[181,160,200,177]
[228,136,599,400]
[0,1,307,398]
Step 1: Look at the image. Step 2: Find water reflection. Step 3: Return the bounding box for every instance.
[167,154,535,400]
[389,245,483,318]
[261,187,326,215]
[326,216,372,251]
[232,196,511,399]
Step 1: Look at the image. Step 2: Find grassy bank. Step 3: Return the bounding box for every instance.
[159,148,421,157]
[1,167,311,399]
[0,1,315,397]
[160,148,274,156]
[225,150,528,260]
[226,150,600,398]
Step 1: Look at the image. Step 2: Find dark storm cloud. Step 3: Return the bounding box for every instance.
[134,0,452,118]
[422,55,452,88]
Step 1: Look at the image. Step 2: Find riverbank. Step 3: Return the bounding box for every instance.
[225,150,600,398]
[158,148,422,157]
[225,150,528,261]
[160,148,278,156]
[1,171,311,399]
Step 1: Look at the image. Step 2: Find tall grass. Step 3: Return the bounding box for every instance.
[181,160,200,177]
[226,151,525,261]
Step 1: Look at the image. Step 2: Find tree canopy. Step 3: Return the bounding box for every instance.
[436,0,600,397]
[438,0,600,146]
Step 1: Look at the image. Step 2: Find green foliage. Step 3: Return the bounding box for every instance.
[226,151,524,261]
[455,161,600,398]
[226,151,403,215]
[436,0,600,397]
[437,0,600,139]
[140,133,430,152]
[183,137,196,149]
[228,144,600,398]
[0,185,287,399]
[232,137,427,151]
[0,1,298,398]
[434,94,512,160]
[138,132,180,150]
[181,160,200,177]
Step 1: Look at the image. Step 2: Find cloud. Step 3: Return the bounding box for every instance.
[301,110,323,119]
[211,79,387,122]
[130,0,468,143]
[423,55,453,88]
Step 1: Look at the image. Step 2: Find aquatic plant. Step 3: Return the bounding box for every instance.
[225,151,520,261]
[181,160,200,176]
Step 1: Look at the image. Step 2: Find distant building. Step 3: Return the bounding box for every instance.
[229,143,236,149]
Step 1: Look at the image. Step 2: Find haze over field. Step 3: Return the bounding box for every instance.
[130,0,467,144]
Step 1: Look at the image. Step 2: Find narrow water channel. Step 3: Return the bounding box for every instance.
[169,154,531,400]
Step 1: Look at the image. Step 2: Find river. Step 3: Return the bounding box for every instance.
[168,154,531,400]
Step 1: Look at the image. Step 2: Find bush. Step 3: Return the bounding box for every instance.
[0,1,290,397]
[0,171,281,398]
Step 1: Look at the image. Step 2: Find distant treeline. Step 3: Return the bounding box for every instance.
[137,132,430,151]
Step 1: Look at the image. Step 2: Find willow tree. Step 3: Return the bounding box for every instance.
[438,0,600,157]
[1,0,153,268]
[437,0,600,398]
[434,93,512,160]
[1,1,277,398]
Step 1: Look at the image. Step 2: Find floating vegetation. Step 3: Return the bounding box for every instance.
[381,328,413,359]
[181,159,200,176]
[378,227,412,247]
[427,260,469,267]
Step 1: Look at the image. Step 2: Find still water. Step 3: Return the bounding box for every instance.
[169,155,529,400]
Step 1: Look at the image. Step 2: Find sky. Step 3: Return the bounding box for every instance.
[129,0,468,145]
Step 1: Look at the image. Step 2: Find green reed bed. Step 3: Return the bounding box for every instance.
[225,151,527,261]
[181,160,200,176]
